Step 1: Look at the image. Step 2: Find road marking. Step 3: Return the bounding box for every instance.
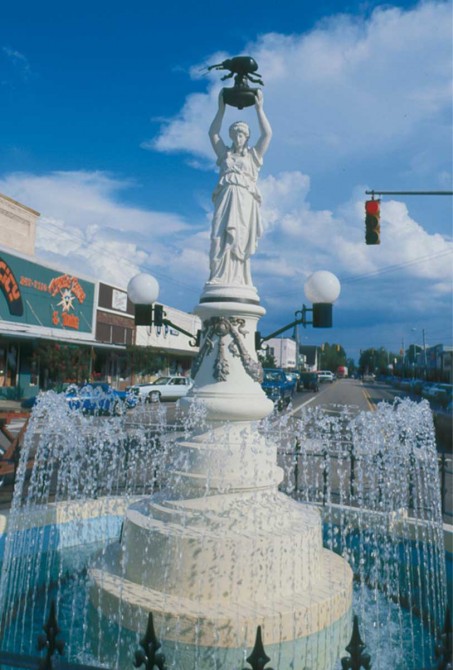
[287,395,318,417]
[361,385,375,412]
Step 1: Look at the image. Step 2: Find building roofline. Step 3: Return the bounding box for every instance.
[0,192,40,217]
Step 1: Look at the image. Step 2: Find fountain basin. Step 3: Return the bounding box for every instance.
[0,500,449,669]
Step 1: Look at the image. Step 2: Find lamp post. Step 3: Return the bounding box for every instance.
[127,273,160,325]
[303,271,341,328]
[256,271,341,349]
[127,272,200,345]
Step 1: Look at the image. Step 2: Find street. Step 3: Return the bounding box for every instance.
[289,377,404,414]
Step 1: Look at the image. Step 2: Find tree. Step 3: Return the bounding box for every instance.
[33,342,91,389]
[126,345,166,379]
[346,358,356,375]
[359,347,398,376]
[407,344,422,365]
[258,348,277,368]
[319,342,347,372]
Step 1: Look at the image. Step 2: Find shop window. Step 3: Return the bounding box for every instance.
[112,326,126,345]
[98,284,113,309]
[96,322,112,343]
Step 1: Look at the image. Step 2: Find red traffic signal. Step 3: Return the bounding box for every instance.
[365,199,381,245]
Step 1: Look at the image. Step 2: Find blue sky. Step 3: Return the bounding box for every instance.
[1,0,452,363]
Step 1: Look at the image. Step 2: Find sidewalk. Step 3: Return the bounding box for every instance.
[0,399,26,413]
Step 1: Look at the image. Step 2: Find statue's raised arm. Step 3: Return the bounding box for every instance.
[209,90,227,160]
[207,88,272,288]
[253,90,272,159]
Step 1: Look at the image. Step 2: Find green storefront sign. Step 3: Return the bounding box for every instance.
[0,250,95,333]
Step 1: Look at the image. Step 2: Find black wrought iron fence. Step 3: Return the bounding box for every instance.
[276,439,452,519]
[0,603,451,670]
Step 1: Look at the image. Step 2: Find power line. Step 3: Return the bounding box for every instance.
[38,219,203,294]
[265,249,452,299]
[339,249,452,285]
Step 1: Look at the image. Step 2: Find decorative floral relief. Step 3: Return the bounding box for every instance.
[191,317,263,383]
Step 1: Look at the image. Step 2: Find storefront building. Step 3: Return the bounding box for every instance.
[0,192,200,398]
[135,305,201,379]
[0,246,98,398]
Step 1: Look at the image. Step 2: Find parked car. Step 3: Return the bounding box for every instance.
[422,383,453,407]
[298,372,319,392]
[65,382,138,415]
[362,373,376,382]
[129,376,193,403]
[261,368,296,408]
[317,370,335,383]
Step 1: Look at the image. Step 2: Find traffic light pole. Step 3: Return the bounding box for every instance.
[366,190,453,197]
[364,190,452,245]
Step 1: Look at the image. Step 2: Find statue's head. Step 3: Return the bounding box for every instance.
[229,121,250,142]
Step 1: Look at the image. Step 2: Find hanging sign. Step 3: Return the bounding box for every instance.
[0,251,95,333]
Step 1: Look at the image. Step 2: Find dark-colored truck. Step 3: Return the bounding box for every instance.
[298,372,320,392]
[261,368,296,408]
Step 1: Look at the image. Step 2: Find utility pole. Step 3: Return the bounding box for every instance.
[422,329,427,380]
[401,338,405,379]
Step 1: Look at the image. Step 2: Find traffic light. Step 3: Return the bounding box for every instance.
[153,304,164,327]
[134,304,153,326]
[365,199,381,245]
[134,303,164,326]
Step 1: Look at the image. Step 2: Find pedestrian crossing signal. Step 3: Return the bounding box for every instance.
[365,199,381,245]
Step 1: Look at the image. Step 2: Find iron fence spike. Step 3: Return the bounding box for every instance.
[243,626,274,670]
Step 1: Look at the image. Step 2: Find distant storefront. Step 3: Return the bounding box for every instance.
[417,344,453,382]
[135,304,201,379]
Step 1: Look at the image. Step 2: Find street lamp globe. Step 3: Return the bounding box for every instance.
[304,271,341,305]
[127,273,160,305]
[304,271,341,328]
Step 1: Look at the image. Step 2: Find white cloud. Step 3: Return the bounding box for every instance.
[0,171,191,236]
[148,2,452,182]
[2,46,31,81]
[0,171,202,290]
[3,165,448,316]
[246,171,452,316]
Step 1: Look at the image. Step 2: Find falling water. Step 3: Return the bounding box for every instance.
[0,392,447,669]
[277,398,447,668]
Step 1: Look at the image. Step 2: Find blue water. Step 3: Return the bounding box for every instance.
[0,535,442,670]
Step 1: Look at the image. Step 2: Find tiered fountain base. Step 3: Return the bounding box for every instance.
[91,291,353,668]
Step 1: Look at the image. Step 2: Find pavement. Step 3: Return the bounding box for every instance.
[0,399,27,413]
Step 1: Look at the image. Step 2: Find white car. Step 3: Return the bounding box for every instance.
[317,370,335,383]
[130,376,193,403]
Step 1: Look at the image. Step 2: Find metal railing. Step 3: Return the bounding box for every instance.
[0,602,451,669]
[276,439,452,521]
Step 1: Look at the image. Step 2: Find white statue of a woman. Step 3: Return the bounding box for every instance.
[207,89,272,287]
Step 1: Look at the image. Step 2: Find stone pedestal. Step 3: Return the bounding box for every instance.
[91,285,353,668]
